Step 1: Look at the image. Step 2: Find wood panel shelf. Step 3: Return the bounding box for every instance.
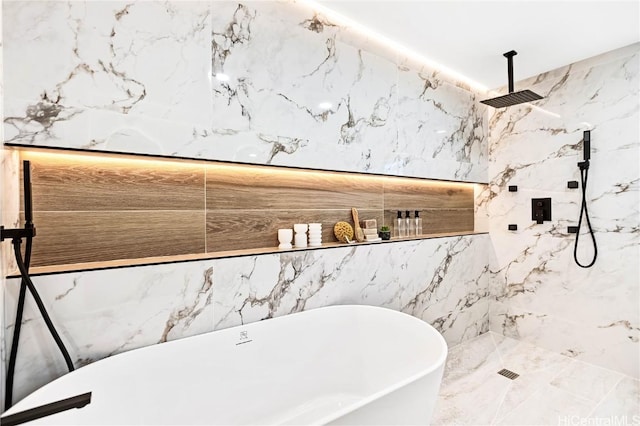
[8,231,488,278]
[7,147,480,271]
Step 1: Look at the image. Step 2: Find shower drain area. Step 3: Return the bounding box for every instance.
[497,368,520,380]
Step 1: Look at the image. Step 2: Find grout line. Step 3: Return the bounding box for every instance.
[557,359,637,381]
[487,331,513,425]
[547,359,575,385]
[490,383,547,425]
[446,329,494,352]
[489,381,513,425]
[488,331,508,365]
[543,359,629,407]
[584,376,625,418]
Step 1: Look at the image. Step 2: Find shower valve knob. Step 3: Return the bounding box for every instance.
[531,198,552,224]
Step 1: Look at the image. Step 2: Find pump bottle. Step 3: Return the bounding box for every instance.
[414,210,423,235]
[405,210,414,236]
[396,211,405,237]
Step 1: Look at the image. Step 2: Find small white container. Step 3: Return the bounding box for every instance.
[293,223,308,248]
[278,228,293,249]
[294,233,308,248]
[308,222,322,247]
[294,223,308,233]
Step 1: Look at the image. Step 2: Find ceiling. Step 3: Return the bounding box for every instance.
[316,1,640,90]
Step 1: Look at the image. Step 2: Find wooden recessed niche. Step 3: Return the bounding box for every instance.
[15,149,475,268]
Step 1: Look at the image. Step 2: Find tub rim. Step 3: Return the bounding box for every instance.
[6,304,448,425]
[296,305,448,425]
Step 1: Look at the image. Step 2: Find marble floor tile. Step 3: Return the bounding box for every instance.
[588,377,640,423]
[440,333,501,387]
[496,384,594,425]
[433,331,640,425]
[550,360,625,403]
[433,333,512,425]
[432,373,512,425]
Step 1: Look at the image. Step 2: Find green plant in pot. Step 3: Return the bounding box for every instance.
[379,226,391,240]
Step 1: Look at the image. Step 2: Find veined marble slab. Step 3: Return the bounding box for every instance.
[3,261,214,403]
[3,1,212,152]
[3,0,488,183]
[487,44,640,378]
[213,234,492,346]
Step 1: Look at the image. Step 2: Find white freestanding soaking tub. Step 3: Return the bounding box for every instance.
[6,305,448,425]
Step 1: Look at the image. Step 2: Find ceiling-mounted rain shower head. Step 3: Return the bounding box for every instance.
[480,89,542,108]
[481,50,543,108]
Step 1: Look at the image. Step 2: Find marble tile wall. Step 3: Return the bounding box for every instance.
[3,233,490,403]
[213,234,491,344]
[3,261,215,403]
[2,0,488,183]
[1,0,492,407]
[487,44,640,378]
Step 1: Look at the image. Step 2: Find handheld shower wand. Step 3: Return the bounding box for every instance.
[573,130,598,268]
[2,161,75,411]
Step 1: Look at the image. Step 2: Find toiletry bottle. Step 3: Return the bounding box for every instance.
[405,210,414,236]
[396,211,405,237]
[415,210,423,236]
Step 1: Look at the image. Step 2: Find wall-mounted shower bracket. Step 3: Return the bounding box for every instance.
[2,159,36,243]
[577,130,591,171]
[531,198,552,224]
[0,225,36,242]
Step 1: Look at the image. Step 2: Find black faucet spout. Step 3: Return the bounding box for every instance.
[0,392,92,426]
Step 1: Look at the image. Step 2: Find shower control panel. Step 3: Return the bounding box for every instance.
[531,198,552,224]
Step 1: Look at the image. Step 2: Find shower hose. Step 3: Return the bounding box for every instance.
[4,236,75,410]
[573,164,598,268]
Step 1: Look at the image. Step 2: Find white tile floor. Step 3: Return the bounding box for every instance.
[432,332,640,425]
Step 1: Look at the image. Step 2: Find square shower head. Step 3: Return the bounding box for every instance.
[480,90,543,108]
